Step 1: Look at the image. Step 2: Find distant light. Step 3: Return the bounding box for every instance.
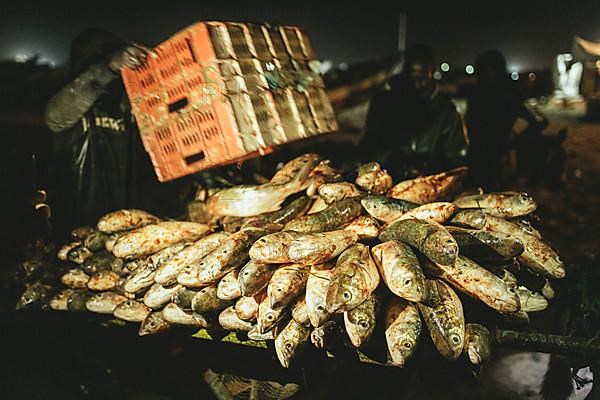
[511,72,519,81]
[528,72,537,81]
[465,65,474,75]
[596,60,600,69]
[38,58,56,67]
[15,54,28,63]
[338,62,348,71]
[440,62,450,72]
[319,60,333,74]
[433,71,442,80]
[564,54,573,62]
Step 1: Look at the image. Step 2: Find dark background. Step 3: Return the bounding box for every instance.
[1,0,599,71]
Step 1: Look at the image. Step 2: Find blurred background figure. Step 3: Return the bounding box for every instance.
[361,44,468,178]
[466,49,547,190]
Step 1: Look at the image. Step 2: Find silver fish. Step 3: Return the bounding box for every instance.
[113,299,151,322]
[326,244,380,313]
[218,306,254,332]
[463,323,492,365]
[268,265,309,310]
[344,294,379,348]
[143,283,181,310]
[61,269,90,290]
[275,319,311,368]
[217,269,242,300]
[306,267,333,327]
[139,311,171,336]
[154,233,229,285]
[249,230,358,265]
[385,298,421,367]
[85,291,128,314]
[208,156,320,218]
[162,303,208,326]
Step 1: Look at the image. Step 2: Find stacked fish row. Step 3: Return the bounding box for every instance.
[33,153,564,369]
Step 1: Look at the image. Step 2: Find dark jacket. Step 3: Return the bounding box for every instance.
[362,75,468,176]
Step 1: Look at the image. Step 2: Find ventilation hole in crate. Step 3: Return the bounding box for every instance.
[184,151,205,165]
[168,97,188,113]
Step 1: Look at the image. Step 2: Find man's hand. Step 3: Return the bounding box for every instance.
[108,42,156,73]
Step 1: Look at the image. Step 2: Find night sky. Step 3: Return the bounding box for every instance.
[1,0,599,72]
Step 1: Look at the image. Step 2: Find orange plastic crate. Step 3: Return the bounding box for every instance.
[122,21,337,182]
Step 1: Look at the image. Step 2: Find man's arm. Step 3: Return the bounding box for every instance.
[44,64,118,133]
[45,42,155,133]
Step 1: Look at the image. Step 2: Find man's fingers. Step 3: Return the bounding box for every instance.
[132,42,158,58]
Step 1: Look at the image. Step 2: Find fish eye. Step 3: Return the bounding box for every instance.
[404,278,412,286]
[285,342,293,351]
[359,321,369,329]
[266,314,274,321]
[126,301,132,306]
[343,291,352,301]
[403,341,412,349]
[508,287,515,294]
[316,305,325,312]
[451,335,461,344]
[149,322,155,328]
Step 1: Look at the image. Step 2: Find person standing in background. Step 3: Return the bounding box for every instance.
[362,44,468,178]
[466,49,545,189]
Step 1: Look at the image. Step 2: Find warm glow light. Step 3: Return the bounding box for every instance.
[528,72,537,81]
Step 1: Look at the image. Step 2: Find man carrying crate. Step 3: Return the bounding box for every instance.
[45,29,184,232]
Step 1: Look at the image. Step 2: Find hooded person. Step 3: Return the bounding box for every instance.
[45,29,183,232]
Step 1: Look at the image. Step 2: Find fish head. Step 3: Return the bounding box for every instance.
[440,325,465,361]
[326,268,363,313]
[308,300,330,327]
[238,262,265,295]
[388,334,419,367]
[176,264,201,287]
[16,286,40,309]
[275,322,306,368]
[346,309,375,347]
[248,236,287,263]
[405,274,430,304]
[268,281,288,310]
[116,300,148,320]
[360,196,389,220]
[514,192,537,213]
[139,312,170,336]
[85,292,106,312]
[257,300,281,333]
[426,231,458,266]
[22,258,44,275]
[516,287,548,312]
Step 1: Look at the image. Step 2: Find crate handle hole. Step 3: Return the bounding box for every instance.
[168,97,189,113]
[184,151,206,165]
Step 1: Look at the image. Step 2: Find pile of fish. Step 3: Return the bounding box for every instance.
[18,154,565,369]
